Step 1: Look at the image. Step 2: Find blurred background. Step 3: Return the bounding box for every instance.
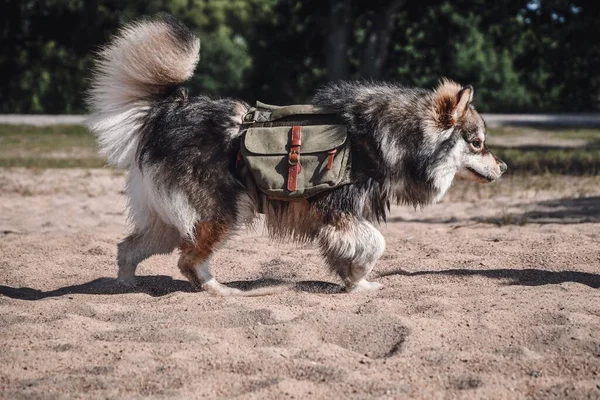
[1,0,599,114]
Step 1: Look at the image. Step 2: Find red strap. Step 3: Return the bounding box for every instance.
[326,149,337,170]
[290,125,302,147]
[287,125,302,191]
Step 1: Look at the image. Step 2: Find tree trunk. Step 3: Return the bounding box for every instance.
[326,0,352,81]
[359,0,406,79]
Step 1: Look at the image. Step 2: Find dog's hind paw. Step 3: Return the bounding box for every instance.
[345,279,382,293]
[117,267,137,287]
[202,279,243,296]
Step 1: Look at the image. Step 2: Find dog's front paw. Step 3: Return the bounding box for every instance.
[345,279,382,293]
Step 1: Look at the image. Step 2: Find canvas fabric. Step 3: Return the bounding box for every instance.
[240,102,352,199]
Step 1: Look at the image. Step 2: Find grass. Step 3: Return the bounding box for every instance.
[488,126,600,141]
[493,147,600,175]
[1,124,600,174]
[447,174,600,202]
[0,157,106,168]
[0,124,104,168]
[0,124,96,150]
[487,126,600,175]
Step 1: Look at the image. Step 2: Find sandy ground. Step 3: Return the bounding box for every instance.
[1,168,599,399]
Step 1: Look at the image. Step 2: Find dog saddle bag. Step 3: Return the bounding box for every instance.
[240,101,352,199]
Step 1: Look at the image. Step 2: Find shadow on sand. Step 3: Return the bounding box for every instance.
[378,268,600,289]
[2,267,597,301]
[388,196,600,225]
[491,196,600,225]
[0,276,344,300]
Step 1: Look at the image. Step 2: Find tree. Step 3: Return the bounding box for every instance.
[325,0,351,81]
[0,0,268,113]
[1,0,599,113]
[358,0,406,79]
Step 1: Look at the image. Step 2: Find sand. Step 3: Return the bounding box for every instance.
[1,168,599,399]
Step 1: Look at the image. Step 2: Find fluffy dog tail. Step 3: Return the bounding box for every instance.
[86,16,200,167]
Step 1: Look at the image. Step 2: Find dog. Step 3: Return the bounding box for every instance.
[86,15,507,295]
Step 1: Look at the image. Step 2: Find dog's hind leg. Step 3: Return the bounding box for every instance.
[177,219,241,296]
[117,220,180,285]
[319,218,386,292]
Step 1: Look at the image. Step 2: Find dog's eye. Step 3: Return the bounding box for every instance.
[471,140,482,149]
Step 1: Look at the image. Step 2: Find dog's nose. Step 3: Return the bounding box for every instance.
[499,161,507,173]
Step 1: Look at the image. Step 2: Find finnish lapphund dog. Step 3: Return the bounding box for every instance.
[86,15,507,295]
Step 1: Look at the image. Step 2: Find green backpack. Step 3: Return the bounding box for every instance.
[239,102,352,200]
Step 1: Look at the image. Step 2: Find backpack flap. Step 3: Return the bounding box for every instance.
[241,124,351,198]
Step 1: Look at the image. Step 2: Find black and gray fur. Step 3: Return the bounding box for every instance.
[86,15,506,295]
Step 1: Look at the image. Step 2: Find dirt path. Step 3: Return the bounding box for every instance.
[1,169,599,399]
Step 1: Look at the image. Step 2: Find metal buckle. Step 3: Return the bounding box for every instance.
[243,110,256,123]
[288,150,300,165]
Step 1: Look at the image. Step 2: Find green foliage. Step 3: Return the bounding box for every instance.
[488,126,600,175]
[0,0,598,113]
[190,29,251,97]
[449,10,532,112]
[0,0,264,112]
[167,0,271,97]
[384,2,535,112]
[243,0,328,104]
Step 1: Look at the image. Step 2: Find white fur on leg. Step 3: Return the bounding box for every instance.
[319,220,386,294]
[345,279,383,293]
[195,260,241,296]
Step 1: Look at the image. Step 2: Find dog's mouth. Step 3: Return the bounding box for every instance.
[466,167,494,183]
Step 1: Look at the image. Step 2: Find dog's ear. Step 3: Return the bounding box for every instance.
[433,79,473,128]
[452,85,473,123]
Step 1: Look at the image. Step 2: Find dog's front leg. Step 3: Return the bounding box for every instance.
[178,220,241,296]
[318,218,386,292]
